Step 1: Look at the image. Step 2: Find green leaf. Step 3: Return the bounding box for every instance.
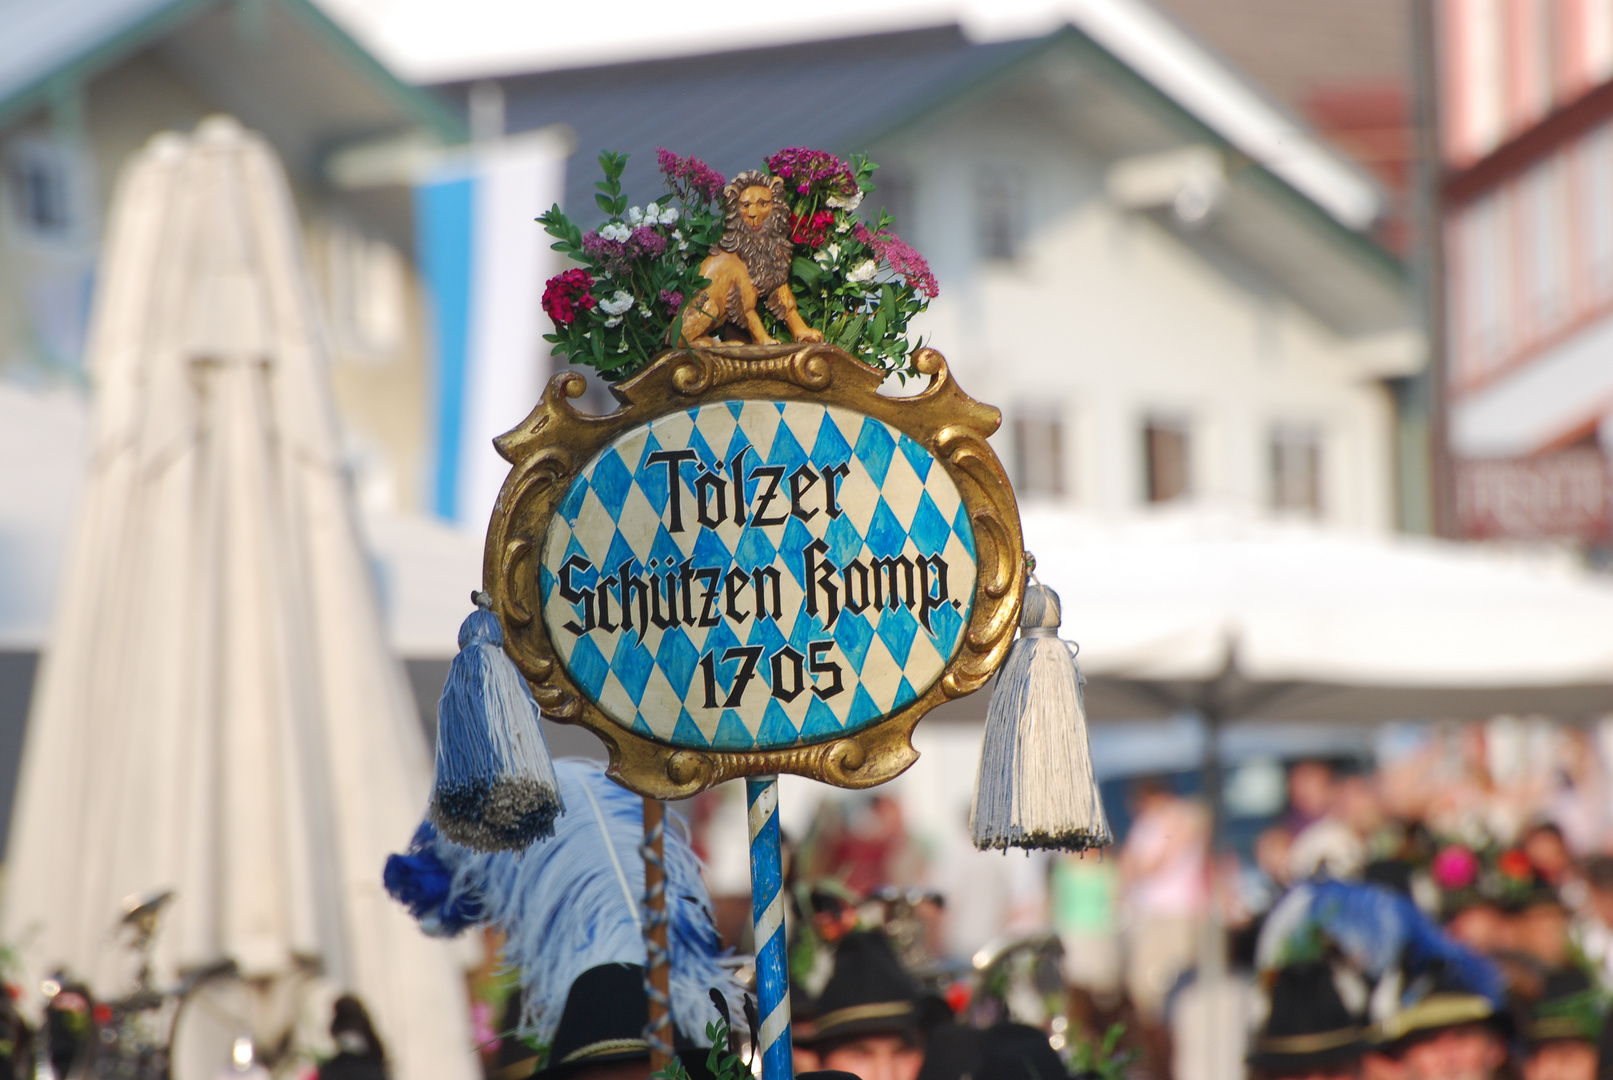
[792,256,822,287]
[595,193,616,215]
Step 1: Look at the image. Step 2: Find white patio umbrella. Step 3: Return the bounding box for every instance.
[0,118,476,1080]
[1022,508,1613,723]
[1021,508,1613,1080]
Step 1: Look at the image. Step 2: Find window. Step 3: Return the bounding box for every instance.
[1013,407,1065,499]
[4,138,82,241]
[308,220,408,362]
[1144,417,1190,503]
[976,168,1024,261]
[1582,123,1613,301]
[1270,425,1323,516]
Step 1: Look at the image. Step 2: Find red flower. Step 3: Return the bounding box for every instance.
[93,1003,112,1026]
[542,268,597,326]
[790,210,836,248]
[1498,848,1534,881]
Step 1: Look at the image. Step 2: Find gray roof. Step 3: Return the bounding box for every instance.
[442,24,1406,335]
[449,26,1040,219]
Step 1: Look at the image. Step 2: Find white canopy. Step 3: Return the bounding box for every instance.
[1021,508,1613,722]
[0,119,476,1080]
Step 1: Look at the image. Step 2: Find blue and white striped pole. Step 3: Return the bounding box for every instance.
[747,775,792,1080]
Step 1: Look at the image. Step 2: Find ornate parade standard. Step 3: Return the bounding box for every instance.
[485,343,1023,799]
[395,146,1108,1080]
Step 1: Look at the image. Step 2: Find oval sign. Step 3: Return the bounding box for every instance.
[538,400,978,751]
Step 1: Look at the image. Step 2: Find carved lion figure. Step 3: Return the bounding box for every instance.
[674,171,824,347]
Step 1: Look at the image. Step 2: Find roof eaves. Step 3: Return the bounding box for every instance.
[1065,0,1383,231]
[0,0,212,132]
[1061,24,1404,285]
[278,0,467,145]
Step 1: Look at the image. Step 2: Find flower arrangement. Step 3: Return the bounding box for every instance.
[539,146,937,382]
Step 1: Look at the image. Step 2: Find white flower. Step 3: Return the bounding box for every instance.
[827,189,864,211]
[604,316,622,327]
[599,222,631,242]
[836,220,851,234]
[654,203,680,225]
[625,206,644,225]
[600,290,635,316]
[815,243,841,266]
[847,260,878,284]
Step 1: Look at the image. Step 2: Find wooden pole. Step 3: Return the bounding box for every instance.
[641,797,672,1072]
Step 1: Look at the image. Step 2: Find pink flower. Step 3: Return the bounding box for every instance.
[660,289,683,313]
[854,223,939,298]
[629,225,667,257]
[542,268,596,326]
[764,147,857,200]
[657,148,726,204]
[1431,845,1479,891]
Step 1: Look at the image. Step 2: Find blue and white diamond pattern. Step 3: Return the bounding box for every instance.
[539,400,978,751]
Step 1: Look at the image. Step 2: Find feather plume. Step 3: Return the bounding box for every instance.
[386,758,739,1045]
[1257,880,1504,1007]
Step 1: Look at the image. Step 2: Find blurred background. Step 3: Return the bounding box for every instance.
[5,0,1613,1078]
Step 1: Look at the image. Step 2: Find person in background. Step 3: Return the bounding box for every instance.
[1519,969,1602,1080]
[1245,962,1366,1080]
[795,931,925,1080]
[1119,779,1207,1020]
[1051,850,1121,998]
[1572,856,1613,989]
[1286,761,1338,834]
[319,996,387,1080]
[1372,971,1508,1080]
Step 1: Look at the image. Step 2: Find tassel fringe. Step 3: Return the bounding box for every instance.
[971,579,1112,852]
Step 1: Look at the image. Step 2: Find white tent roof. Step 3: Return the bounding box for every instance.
[0,118,476,1080]
[1022,509,1613,722]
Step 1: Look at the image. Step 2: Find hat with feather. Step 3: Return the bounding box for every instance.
[384,758,743,1076]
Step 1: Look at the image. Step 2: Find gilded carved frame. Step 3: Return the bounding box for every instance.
[484,343,1026,800]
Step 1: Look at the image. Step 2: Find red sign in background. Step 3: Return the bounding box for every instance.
[1456,451,1613,541]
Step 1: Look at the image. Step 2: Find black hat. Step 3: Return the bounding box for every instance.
[803,931,920,1046]
[1375,966,1501,1049]
[1526,968,1605,1047]
[976,1023,1067,1080]
[1246,963,1367,1076]
[514,964,710,1080]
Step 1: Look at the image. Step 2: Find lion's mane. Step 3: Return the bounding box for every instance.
[717,170,792,297]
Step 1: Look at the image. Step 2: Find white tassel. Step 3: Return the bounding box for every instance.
[970,578,1111,852]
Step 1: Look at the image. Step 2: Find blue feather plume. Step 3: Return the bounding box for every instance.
[429,596,563,851]
[387,757,739,1046]
[1258,880,1505,1007]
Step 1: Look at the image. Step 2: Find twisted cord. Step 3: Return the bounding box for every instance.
[640,812,673,1058]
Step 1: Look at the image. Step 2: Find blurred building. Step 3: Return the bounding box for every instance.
[0,0,476,853]
[443,12,1419,532]
[1437,0,1613,542]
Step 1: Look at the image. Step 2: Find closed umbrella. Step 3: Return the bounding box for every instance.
[0,118,476,1080]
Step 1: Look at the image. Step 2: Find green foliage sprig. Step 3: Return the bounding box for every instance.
[649,1015,750,1080]
[1068,1022,1139,1080]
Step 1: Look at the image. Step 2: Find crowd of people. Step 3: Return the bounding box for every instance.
[666,718,1613,1080]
